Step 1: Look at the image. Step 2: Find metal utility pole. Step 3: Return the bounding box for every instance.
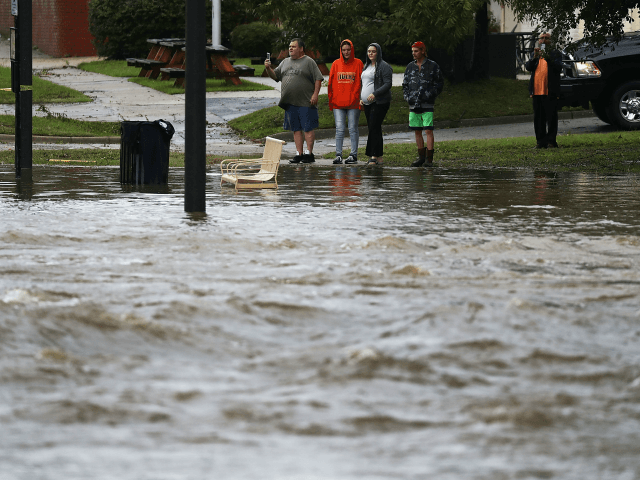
[212,0,221,46]
[11,0,32,179]
[184,0,207,213]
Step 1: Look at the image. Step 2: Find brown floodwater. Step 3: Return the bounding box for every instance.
[1,165,640,480]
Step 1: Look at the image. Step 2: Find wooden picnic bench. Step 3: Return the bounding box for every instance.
[132,40,255,87]
[158,45,255,87]
[127,38,185,79]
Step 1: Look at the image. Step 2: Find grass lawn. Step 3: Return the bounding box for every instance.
[2,130,638,173]
[0,67,92,104]
[0,110,120,137]
[78,59,273,95]
[228,77,546,139]
[77,60,141,77]
[367,130,640,172]
[128,76,272,95]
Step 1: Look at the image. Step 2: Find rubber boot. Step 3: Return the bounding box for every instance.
[425,149,434,166]
[411,148,426,167]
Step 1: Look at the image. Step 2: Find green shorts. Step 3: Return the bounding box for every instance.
[409,111,434,130]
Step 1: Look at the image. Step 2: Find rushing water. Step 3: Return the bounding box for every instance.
[1,165,640,480]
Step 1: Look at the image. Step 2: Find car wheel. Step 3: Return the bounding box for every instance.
[607,81,640,130]
[592,99,610,124]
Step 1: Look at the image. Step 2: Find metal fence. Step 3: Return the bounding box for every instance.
[515,32,536,74]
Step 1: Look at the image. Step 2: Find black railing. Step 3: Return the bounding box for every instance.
[515,32,537,74]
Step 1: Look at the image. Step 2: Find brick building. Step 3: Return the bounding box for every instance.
[0,0,96,57]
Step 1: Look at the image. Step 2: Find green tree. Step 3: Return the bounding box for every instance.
[252,0,365,56]
[89,0,253,58]
[381,0,492,80]
[230,22,283,57]
[250,0,491,79]
[89,0,191,58]
[503,0,640,50]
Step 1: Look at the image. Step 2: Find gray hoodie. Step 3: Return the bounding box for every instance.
[363,43,393,104]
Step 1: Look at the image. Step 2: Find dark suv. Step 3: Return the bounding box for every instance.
[559,31,640,130]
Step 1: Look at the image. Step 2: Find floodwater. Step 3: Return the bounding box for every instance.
[1,165,640,480]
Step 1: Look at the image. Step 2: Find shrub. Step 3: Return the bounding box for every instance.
[230,22,282,58]
[89,0,212,59]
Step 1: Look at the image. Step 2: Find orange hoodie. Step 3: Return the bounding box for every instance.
[328,39,363,110]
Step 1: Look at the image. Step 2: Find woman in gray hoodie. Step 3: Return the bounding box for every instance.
[359,43,393,165]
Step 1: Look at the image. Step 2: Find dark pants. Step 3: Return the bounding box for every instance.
[363,102,390,157]
[532,95,559,146]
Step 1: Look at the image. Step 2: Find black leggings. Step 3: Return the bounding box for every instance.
[363,102,390,158]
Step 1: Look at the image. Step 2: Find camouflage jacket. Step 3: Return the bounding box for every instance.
[402,58,444,110]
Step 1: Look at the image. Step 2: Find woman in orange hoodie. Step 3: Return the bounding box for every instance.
[328,39,363,164]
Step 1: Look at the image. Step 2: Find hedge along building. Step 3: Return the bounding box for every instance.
[0,0,96,57]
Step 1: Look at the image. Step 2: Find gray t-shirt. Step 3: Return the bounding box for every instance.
[360,64,375,104]
[274,55,324,108]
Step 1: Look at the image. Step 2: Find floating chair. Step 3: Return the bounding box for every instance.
[220,137,286,190]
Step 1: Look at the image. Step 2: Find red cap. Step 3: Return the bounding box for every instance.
[411,41,426,51]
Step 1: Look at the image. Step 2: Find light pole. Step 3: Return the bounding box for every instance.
[212,0,221,46]
[185,0,207,213]
[11,0,32,180]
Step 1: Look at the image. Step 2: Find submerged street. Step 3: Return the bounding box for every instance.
[2,166,639,479]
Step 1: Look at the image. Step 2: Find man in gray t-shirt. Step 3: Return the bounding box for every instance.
[265,38,323,163]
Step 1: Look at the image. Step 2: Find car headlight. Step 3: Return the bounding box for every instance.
[572,61,601,78]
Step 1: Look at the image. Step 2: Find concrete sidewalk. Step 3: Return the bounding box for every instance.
[0,42,606,165]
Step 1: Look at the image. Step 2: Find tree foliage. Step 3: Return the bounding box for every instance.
[89,0,255,58]
[89,0,191,58]
[503,0,640,50]
[250,0,486,61]
[230,22,283,57]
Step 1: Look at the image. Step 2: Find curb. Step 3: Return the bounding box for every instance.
[269,109,596,142]
[0,134,120,145]
[0,110,595,146]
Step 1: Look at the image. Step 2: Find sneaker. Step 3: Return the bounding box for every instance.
[333,155,343,164]
[344,154,358,164]
[301,153,315,163]
[289,155,303,164]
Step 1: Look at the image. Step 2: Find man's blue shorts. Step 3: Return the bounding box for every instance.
[283,105,319,132]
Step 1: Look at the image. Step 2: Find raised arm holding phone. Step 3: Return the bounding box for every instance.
[264,39,323,163]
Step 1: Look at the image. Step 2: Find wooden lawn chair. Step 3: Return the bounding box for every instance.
[220,137,286,190]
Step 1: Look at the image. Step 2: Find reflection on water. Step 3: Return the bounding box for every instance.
[1,165,640,480]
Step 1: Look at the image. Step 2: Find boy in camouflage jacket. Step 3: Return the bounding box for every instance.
[402,41,444,166]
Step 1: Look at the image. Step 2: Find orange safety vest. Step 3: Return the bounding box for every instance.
[533,59,548,96]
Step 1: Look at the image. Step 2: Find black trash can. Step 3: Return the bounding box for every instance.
[120,119,175,184]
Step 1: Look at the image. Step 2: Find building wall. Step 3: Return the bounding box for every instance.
[0,0,96,57]
[488,2,640,40]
